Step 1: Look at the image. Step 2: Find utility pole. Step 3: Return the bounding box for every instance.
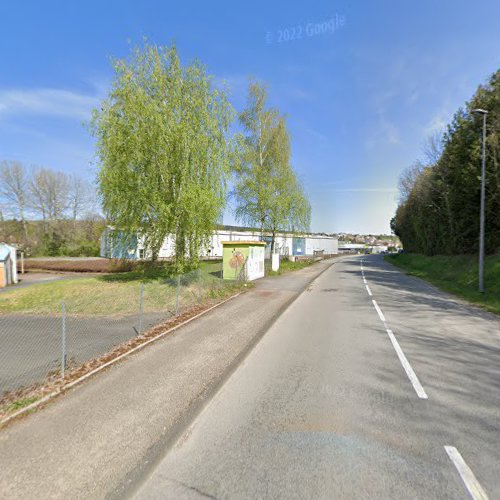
[472,108,488,293]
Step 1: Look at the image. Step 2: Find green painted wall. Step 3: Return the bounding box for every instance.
[223,243,250,280]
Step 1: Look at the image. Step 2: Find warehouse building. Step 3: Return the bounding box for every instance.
[100,226,338,260]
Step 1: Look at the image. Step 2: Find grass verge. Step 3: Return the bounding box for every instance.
[0,396,40,414]
[385,253,500,315]
[0,260,235,315]
[267,258,317,276]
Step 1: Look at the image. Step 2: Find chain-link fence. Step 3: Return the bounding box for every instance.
[0,260,239,398]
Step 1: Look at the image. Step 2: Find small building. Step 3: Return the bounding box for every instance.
[338,243,366,254]
[0,243,18,288]
[222,241,266,281]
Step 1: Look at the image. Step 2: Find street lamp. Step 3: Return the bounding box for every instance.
[472,108,488,293]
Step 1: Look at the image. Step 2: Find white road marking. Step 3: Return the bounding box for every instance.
[372,300,386,323]
[362,261,428,399]
[386,328,428,399]
[445,446,489,500]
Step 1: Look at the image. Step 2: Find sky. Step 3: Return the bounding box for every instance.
[1,1,499,234]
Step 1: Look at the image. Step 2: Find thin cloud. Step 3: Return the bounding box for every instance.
[0,88,100,120]
[423,111,449,136]
[364,89,401,147]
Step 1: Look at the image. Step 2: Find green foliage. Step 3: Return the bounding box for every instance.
[392,69,500,255]
[267,258,315,276]
[41,230,66,256]
[386,253,500,315]
[2,396,39,413]
[233,81,311,248]
[92,43,235,270]
[64,242,101,257]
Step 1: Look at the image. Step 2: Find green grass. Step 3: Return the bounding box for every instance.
[267,258,316,276]
[0,260,238,316]
[1,396,39,414]
[385,253,500,315]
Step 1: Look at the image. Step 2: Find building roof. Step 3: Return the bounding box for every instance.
[221,240,267,246]
[0,245,12,261]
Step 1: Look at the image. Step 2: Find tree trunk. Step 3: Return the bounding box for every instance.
[20,208,28,241]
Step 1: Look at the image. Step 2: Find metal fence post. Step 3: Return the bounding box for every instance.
[61,301,67,378]
[175,275,180,315]
[138,283,144,334]
[198,268,202,304]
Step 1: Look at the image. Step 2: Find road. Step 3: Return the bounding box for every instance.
[0,259,335,499]
[134,255,500,499]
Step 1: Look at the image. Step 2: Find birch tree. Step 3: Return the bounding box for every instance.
[234,81,311,251]
[0,160,30,238]
[30,168,69,222]
[92,43,234,267]
[68,174,89,229]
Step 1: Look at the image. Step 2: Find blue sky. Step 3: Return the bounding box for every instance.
[1,1,499,234]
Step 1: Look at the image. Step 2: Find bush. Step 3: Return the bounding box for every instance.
[22,258,138,273]
[65,242,101,257]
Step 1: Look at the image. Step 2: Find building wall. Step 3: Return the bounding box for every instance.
[0,262,5,288]
[101,228,338,259]
[222,243,265,281]
[101,229,139,259]
[306,236,338,255]
[0,244,18,286]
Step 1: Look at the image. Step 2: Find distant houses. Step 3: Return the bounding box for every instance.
[100,225,339,260]
[338,243,391,254]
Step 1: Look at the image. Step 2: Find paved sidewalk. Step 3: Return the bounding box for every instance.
[0,258,337,500]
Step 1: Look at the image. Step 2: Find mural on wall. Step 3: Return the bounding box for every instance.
[229,251,245,269]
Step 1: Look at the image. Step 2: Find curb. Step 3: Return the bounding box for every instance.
[0,292,243,427]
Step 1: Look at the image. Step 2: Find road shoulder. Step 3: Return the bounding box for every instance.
[0,258,336,500]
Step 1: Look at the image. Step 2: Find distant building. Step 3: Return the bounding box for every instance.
[338,243,366,254]
[100,226,339,260]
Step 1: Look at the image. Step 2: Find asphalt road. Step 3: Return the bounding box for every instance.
[0,259,336,499]
[135,255,500,499]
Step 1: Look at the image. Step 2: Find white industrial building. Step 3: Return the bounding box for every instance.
[101,226,338,260]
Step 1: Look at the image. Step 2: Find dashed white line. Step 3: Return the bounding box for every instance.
[372,299,386,323]
[385,328,428,399]
[362,262,488,495]
[364,261,428,399]
[445,446,489,500]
